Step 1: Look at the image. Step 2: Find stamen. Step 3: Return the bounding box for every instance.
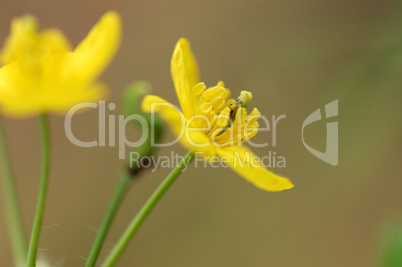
[192,82,206,96]
[212,97,225,110]
[217,81,225,87]
[200,102,212,114]
[216,107,230,128]
[221,89,231,100]
[246,108,260,124]
[201,86,225,101]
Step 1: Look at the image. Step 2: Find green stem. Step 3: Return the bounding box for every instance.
[101,151,196,267]
[0,117,27,266]
[85,171,132,267]
[27,114,51,267]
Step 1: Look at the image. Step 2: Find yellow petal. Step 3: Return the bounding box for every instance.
[1,15,72,73]
[142,95,215,157]
[216,146,294,192]
[72,11,121,83]
[179,38,199,90]
[0,61,106,117]
[1,15,39,65]
[0,12,119,117]
[170,38,200,118]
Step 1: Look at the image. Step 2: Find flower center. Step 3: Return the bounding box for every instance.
[191,82,260,147]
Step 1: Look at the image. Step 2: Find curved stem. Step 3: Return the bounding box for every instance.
[85,171,132,267]
[101,151,196,267]
[0,117,27,266]
[27,114,51,267]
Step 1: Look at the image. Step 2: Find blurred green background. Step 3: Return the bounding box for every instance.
[0,0,401,266]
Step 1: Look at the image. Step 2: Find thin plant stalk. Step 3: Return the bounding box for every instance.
[101,151,196,267]
[0,117,27,266]
[85,171,132,267]
[27,114,51,267]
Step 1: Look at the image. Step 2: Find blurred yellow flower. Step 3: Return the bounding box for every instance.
[142,38,293,192]
[0,11,121,116]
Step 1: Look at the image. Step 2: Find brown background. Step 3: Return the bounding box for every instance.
[1,0,402,266]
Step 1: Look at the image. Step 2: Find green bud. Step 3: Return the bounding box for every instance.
[122,82,164,175]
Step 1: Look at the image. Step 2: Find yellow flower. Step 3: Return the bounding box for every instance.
[142,38,294,192]
[0,11,121,116]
